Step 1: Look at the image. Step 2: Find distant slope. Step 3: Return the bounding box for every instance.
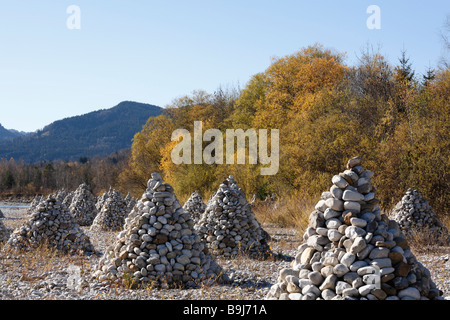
[0,123,26,141]
[0,101,162,162]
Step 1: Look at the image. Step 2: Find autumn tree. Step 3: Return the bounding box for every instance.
[118,115,174,196]
[118,43,448,217]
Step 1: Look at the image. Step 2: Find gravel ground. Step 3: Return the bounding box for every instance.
[0,202,448,300]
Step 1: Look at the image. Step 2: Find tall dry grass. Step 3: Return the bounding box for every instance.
[405,214,450,254]
[252,193,315,234]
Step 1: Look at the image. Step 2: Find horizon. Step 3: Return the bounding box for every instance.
[0,0,449,132]
[1,99,161,134]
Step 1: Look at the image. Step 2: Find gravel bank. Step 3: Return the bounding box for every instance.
[0,203,448,300]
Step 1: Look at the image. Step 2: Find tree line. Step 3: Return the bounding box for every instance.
[119,44,449,215]
[0,150,129,198]
[1,44,448,217]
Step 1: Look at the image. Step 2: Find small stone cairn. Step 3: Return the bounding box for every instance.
[62,191,75,207]
[124,192,137,214]
[69,183,98,226]
[90,188,128,231]
[6,195,94,254]
[266,157,443,300]
[195,175,272,259]
[183,191,206,224]
[390,188,449,243]
[55,188,68,203]
[27,195,43,215]
[92,173,224,288]
[95,189,110,212]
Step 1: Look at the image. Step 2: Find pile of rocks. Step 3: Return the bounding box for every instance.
[390,188,449,242]
[6,195,95,254]
[124,192,137,214]
[55,189,68,203]
[69,183,98,226]
[62,191,75,207]
[266,157,442,300]
[195,175,272,259]
[90,188,128,231]
[92,173,224,288]
[95,189,110,212]
[183,191,206,223]
[27,195,43,215]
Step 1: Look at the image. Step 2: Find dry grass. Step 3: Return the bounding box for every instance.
[394,213,450,254]
[252,193,315,234]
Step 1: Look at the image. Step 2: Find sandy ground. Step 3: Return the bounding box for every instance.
[0,201,448,300]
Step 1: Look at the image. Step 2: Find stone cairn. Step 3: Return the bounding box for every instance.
[124,192,137,214]
[92,173,224,288]
[95,189,110,212]
[55,188,68,203]
[27,195,43,215]
[90,188,128,232]
[183,191,206,224]
[266,157,442,300]
[195,175,272,259]
[390,188,449,243]
[69,183,98,226]
[28,190,69,215]
[62,191,75,207]
[6,195,94,254]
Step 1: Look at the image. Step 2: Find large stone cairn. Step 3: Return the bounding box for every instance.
[92,173,223,288]
[183,191,206,224]
[90,188,128,231]
[195,175,272,259]
[390,188,449,243]
[266,157,442,300]
[69,183,98,226]
[6,195,94,254]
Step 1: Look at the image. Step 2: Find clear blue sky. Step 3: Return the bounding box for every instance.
[0,0,448,132]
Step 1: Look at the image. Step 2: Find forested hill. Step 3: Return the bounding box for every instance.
[0,101,162,162]
[0,123,27,141]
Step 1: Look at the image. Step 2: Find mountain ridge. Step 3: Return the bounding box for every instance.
[0,101,163,162]
[0,123,28,141]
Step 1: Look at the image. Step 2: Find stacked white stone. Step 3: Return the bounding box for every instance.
[183,191,206,224]
[390,188,449,242]
[266,157,442,300]
[27,195,43,215]
[62,191,75,207]
[92,173,223,288]
[6,195,94,254]
[124,192,137,214]
[55,189,68,203]
[69,183,98,226]
[95,190,110,212]
[90,188,128,231]
[195,175,272,259]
